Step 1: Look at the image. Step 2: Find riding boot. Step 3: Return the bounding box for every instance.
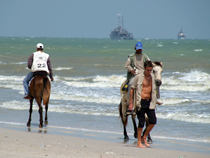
[24,95,31,100]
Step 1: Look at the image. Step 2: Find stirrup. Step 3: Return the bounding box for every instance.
[125,110,136,117]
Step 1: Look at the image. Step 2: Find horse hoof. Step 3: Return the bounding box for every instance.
[124,135,129,140]
[45,121,48,125]
[147,139,153,144]
[27,123,30,127]
[39,124,43,128]
[134,133,137,139]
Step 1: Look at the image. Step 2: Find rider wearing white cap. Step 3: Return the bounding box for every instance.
[23,43,54,99]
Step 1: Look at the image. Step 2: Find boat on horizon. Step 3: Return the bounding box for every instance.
[110,14,133,40]
[178,27,186,39]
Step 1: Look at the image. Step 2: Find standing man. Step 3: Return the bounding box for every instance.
[23,43,54,99]
[125,42,150,103]
[129,61,161,148]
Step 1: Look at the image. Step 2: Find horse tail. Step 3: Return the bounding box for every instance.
[43,77,51,106]
[43,77,48,88]
[119,101,128,127]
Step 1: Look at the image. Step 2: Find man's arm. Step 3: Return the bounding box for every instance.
[27,54,34,69]
[129,88,134,110]
[144,54,150,62]
[125,58,135,75]
[47,57,53,81]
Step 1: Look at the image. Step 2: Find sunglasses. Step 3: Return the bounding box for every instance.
[146,69,152,72]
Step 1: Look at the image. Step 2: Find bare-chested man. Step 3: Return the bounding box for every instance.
[129,60,161,148]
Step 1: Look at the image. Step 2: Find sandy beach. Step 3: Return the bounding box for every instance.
[0,126,209,158]
[1,37,210,158]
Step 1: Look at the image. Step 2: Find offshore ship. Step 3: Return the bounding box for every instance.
[110,14,133,40]
[178,27,186,39]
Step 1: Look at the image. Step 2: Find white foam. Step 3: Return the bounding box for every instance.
[159,98,210,106]
[161,98,190,105]
[0,75,23,91]
[0,101,38,110]
[64,81,119,88]
[157,112,210,124]
[179,70,210,82]
[0,75,23,81]
[53,67,73,71]
[0,84,23,91]
[161,84,210,91]
[93,75,126,84]
[56,76,93,82]
[0,121,25,126]
[0,61,6,65]
[162,70,210,91]
[194,49,203,52]
[11,62,27,65]
[50,93,120,105]
[152,135,210,143]
[63,75,126,88]
[157,43,163,47]
[0,99,119,117]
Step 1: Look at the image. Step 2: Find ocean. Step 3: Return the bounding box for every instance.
[0,37,210,152]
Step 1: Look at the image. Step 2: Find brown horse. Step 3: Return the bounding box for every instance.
[27,76,51,128]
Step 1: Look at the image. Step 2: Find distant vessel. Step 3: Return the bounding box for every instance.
[110,14,133,40]
[178,27,186,39]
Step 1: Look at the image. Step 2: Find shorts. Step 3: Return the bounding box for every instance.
[137,99,157,128]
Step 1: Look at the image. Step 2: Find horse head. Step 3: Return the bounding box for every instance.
[152,61,163,87]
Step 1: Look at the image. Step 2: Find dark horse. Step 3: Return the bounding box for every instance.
[119,61,163,141]
[27,76,51,128]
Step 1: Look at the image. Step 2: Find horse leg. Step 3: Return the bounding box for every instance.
[119,100,129,140]
[43,77,50,126]
[43,94,49,125]
[43,95,49,125]
[36,97,43,128]
[44,102,49,125]
[38,105,43,128]
[132,114,137,138]
[123,125,129,140]
[27,98,34,127]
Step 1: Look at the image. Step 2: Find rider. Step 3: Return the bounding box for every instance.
[23,43,54,99]
[125,42,150,104]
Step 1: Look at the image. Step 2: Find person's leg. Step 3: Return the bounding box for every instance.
[141,124,155,147]
[137,127,146,148]
[23,72,34,96]
[127,76,135,103]
[136,108,146,148]
[141,109,156,147]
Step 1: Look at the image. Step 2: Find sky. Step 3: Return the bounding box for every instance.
[1,0,210,39]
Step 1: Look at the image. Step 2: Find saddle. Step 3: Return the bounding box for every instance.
[121,80,129,92]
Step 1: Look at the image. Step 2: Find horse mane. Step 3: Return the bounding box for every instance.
[153,61,162,67]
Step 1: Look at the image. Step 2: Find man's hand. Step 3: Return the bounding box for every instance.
[131,69,135,75]
[128,102,133,110]
[157,101,163,105]
[51,78,54,81]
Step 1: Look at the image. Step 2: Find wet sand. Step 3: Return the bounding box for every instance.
[0,126,210,158]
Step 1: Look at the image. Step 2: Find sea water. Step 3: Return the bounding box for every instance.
[0,37,210,150]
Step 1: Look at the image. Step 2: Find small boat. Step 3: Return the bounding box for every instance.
[178,27,186,39]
